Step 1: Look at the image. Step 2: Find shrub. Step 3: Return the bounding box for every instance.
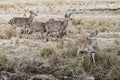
[3,26,16,39]
[0,50,8,67]
[72,19,81,26]
[61,41,77,59]
[93,51,120,79]
[40,47,56,58]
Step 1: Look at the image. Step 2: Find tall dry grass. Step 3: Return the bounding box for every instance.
[45,41,119,79]
[71,18,120,33]
[0,50,8,68]
[93,50,120,79]
[3,26,16,39]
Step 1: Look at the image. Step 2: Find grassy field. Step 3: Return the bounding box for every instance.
[0,0,120,79]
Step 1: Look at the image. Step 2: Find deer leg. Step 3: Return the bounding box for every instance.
[25,28,29,34]
[55,32,58,38]
[23,28,26,34]
[46,31,50,41]
[27,28,32,34]
[57,31,63,41]
[9,20,14,27]
[41,31,44,39]
[81,54,84,62]
[91,53,96,66]
[25,24,30,34]
[87,53,91,65]
[33,31,36,38]
[27,27,32,35]
[40,32,44,41]
[77,49,81,60]
[59,31,63,38]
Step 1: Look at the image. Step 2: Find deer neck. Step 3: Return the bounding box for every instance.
[59,20,68,34]
[63,20,68,29]
[28,14,34,25]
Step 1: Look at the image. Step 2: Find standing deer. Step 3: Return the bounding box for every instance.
[27,18,55,38]
[77,30,98,66]
[45,13,72,41]
[9,11,37,34]
[28,22,46,38]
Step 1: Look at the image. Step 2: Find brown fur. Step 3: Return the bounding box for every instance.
[45,13,72,41]
[28,22,46,37]
[77,30,98,66]
[9,11,37,34]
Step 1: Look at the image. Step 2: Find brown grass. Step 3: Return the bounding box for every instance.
[3,26,16,39]
[61,41,77,59]
[0,50,8,67]
[72,19,81,26]
[40,46,56,58]
[92,50,120,79]
[0,47,119,79]
[71,18,120,33]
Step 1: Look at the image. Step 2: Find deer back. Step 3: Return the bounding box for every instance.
[77,30,98,53]
[9,11,37,28]
[10,17,28,27]
[46,20,63,32]
[30,22,46,32]
[77,37,91,52]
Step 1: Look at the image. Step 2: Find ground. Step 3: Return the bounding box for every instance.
[0,0,120,80]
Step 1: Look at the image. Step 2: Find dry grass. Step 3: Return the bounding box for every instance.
[59,49,120,79]
[30,74,58,80]
[71,18,120,33]
[3,26,16,39]
[0,46,119,79]
[71,50,119,79]
[93,50,120,79]
[40,46,56,58]
[0,50,8,67]
[72,19,81,26]
[0,0,120,79]
[38,41,120,80]
[61,41,77,59]
[44,1,54,13]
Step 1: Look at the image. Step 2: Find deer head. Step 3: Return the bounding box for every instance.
[29,11,38,17]
[64,13,72,21]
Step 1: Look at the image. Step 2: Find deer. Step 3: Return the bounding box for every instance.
[9,11,37,34]
[28,22,46,38]
[76,30,98,66]
[45,13,72,41]
[27,18,55,38]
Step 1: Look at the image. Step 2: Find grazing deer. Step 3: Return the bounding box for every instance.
[77,30,98,66]
[45,13,72,41]
[9,11,37,34]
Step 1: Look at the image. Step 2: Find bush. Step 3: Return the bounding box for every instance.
[0,50,8,67]
[40,47,56,58]
[3,26,16,39]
